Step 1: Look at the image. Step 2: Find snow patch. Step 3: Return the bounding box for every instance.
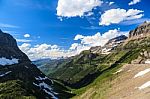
[138,81,150,90]
[25,66,29,68]
[33,82,58,99]
[134,68,150,78]
[114,69,123,74]
[0,71,12,77]
[35,76,48,81]
[0,57,19,66]
[145,59,150,64]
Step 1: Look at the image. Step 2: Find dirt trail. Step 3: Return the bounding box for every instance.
[106,64,150,99]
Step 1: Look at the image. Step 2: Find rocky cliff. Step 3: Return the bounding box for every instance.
[90,35,127,54]
[129,21,150,38]
[0,30,73,99]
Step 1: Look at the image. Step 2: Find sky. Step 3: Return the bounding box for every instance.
[0,0,149,60]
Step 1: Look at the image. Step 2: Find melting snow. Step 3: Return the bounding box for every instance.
[145,59,150,64]
[33,82,58,99]
[138,81,150,90]
[0,57,19,66]
[35,76,48,81]
[0,71,12,77]
[25,66,29,68]
[134,68,150,78]
[114,69,123,74]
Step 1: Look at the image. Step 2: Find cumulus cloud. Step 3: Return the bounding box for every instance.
[56,0,103,18]
[74,29,127,47]
[129,0,141,5]
[19,29,128,60]
[19,43,65,60]
[99,8,144,26]
[24,34,30,38]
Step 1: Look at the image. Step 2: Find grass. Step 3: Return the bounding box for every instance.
[71,48,142,99]
[0,80,36,99]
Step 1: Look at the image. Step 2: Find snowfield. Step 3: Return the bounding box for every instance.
[138,81,150,90]
[35,76,48,81]
[134,68,150,78]
[33,82,58,99]
[145,59,150,64]
[0,57,19,66]
[0,71,12,77]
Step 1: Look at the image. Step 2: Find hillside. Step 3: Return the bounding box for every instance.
[72,22,150,99]
[33,58,70,75]
[0,30,73,99]
[45,22,150,98]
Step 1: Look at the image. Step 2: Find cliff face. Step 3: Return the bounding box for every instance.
[0,30,30,63]
[129,21,150,38]
[0,30,73,99]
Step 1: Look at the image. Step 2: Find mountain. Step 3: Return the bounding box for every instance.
[90,35,127,54]
[73,22,150,99]
[48,35,128,88]
[33,58,70,75]
[0,30,73,99]
[47,22,150,98]
[129,21,150,38]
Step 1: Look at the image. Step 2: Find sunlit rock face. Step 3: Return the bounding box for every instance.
[129,21,150,38]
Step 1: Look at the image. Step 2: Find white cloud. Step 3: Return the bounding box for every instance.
[24,34,30,38]
[19,43,76,60]
[109,2,114,5]
[74,29,127,47]
[129,0,141,5]
[19,29,128,60]
[16,39,32,43]
[56,0,103,18]
[0,23,19,28]
[99,8,144,26]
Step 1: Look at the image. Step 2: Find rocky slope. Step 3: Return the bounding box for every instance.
[0,30,73,99]
[90,35,127,54]
[72,22,150,99]
[129,21,150,39]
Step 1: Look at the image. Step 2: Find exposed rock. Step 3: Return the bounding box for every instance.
[0,31,30,63]
[129,21,150,38]
[90,35,127,54]
[90,46,102,54]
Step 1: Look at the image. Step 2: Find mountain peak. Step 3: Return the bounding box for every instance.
[0,29,2,33]
[129,22,150,38]
[0,31,30,63]
[0,30,17,47]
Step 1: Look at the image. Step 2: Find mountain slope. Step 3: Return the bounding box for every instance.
[44,22,150,98]
[72,22,150,99]
[47,34,129,89]
[0,30,73,99]
[33,58,70,75]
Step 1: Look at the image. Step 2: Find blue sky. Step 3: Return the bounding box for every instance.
[0,0,149,60]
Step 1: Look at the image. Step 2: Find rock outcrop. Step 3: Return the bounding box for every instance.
[0,30,30,63]
[90,35,127,54]
[129,21,150,38]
